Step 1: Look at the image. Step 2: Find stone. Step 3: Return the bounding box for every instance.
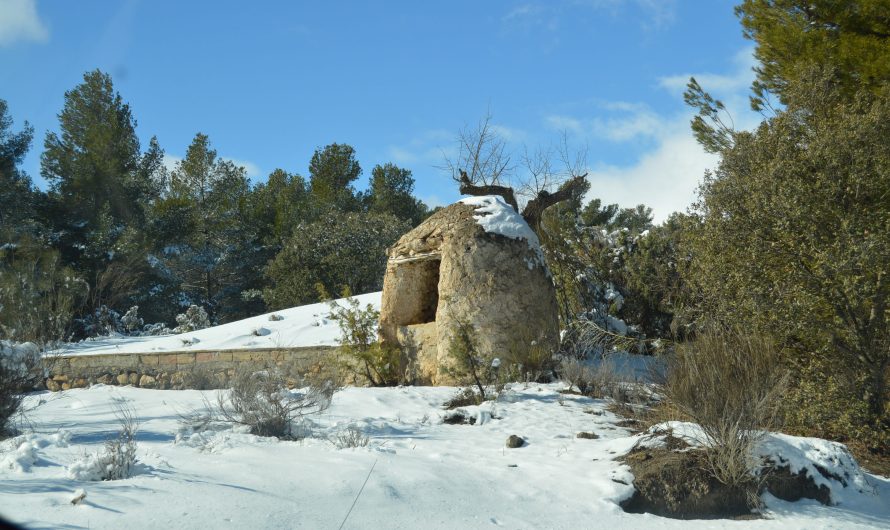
[138,374,157,388]
[116,373,129,385]
[139,355,160,366]
[379,197,559,385]
[176,353,195,365]
[96,373,113,385]
[576,431,600,439]
[128,372,139,385]
[45,378,61,392]
[506,435,525,448]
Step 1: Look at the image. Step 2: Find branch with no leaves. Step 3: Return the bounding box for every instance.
[458,169,519,212]
[520,174,588,230]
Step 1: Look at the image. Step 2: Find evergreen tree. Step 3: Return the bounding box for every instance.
[0,99,37,238]
[40,70,159,281]
[308,143,362,213]
[250,168,310,244]
[736,0,890,108]
[686,74,890,450]
[264,212,409,309]
[367,163,428,225]
[154,133,257,323]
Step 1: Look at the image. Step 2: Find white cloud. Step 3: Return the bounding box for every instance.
[592,104,663,141]
[633,0,676,31]
[162,154,181,173]
[545,115,583,135]
[223,157,262,179]
[0,0,48,46]
[577,48,762,223]
[547,101,665,142]
[585,117,718,224]
[489,123,527,143]
[387,129,454,168]
[502,3,539,22]
[658,47,757,96]
[420,194,447,209]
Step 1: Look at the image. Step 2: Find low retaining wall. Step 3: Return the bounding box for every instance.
[44,347,343,391]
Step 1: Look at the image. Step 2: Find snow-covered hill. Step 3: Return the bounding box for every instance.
[55,292,382,357]
[1,384,887,529]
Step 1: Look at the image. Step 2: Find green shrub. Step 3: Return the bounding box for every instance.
[329,293,402,386]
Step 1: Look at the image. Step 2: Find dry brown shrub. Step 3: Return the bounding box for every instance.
[661,330,788,505]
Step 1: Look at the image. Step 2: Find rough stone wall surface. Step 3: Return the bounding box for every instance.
[396,322,438,384]
[380,201,560,385]
[43,347,344,391]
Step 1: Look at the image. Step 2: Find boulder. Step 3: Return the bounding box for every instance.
[138,374,157,388]
[506,435,525,448]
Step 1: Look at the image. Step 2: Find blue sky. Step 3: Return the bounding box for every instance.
[1,0,760,222]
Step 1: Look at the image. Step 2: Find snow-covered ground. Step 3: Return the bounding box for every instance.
[1,384,888,529]
[53,292,382,357]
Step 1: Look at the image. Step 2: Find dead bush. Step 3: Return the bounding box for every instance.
[661,330,788,506]
[558,354,633,402]
[330,424,369,449]
[68,404,139,481]
[101,405,139,480]
[180,366,225,390]
[217,364,336,439]
[498,329,556,383]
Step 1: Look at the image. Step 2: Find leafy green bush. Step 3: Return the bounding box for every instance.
[329,293,402,386]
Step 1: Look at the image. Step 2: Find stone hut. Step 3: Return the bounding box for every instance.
[379,196,560,384]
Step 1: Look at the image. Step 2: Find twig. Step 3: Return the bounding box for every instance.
[338,458,378,530]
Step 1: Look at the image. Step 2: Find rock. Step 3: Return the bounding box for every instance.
[128,372,139,385]
[764,465,832,505]
[379,198,559,385]
[576,431,599,439]
[116,373,129,385]
[52,374,68,383]
[96,373,112,385]
[506,435,525,448]
[45,378,61,392]
[72,378,88,388]
[620,443,753,519]
[138,374,157,388]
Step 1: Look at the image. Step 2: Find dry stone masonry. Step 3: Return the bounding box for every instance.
[379,196,559,384]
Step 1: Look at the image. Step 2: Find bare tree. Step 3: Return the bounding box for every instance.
[443,113,589,231]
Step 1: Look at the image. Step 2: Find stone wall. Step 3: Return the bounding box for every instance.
[43,346,345,391]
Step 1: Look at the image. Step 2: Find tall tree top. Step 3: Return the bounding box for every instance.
[41,69,142,225]
[736,0,890,108]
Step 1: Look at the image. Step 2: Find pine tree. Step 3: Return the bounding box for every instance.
[736,0,890,108]
[40,70,158,272]
[307,143,362,213]
[263,212,409,309]
[155,133,256,322]
[0,99,37,238]
[367,163,428,225]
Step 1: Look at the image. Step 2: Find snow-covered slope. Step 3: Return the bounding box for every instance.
[1,384,887,529]
[55,292,382,357]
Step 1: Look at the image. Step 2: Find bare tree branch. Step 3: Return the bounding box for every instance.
[521,174,588,230]
[458,169,519,212]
